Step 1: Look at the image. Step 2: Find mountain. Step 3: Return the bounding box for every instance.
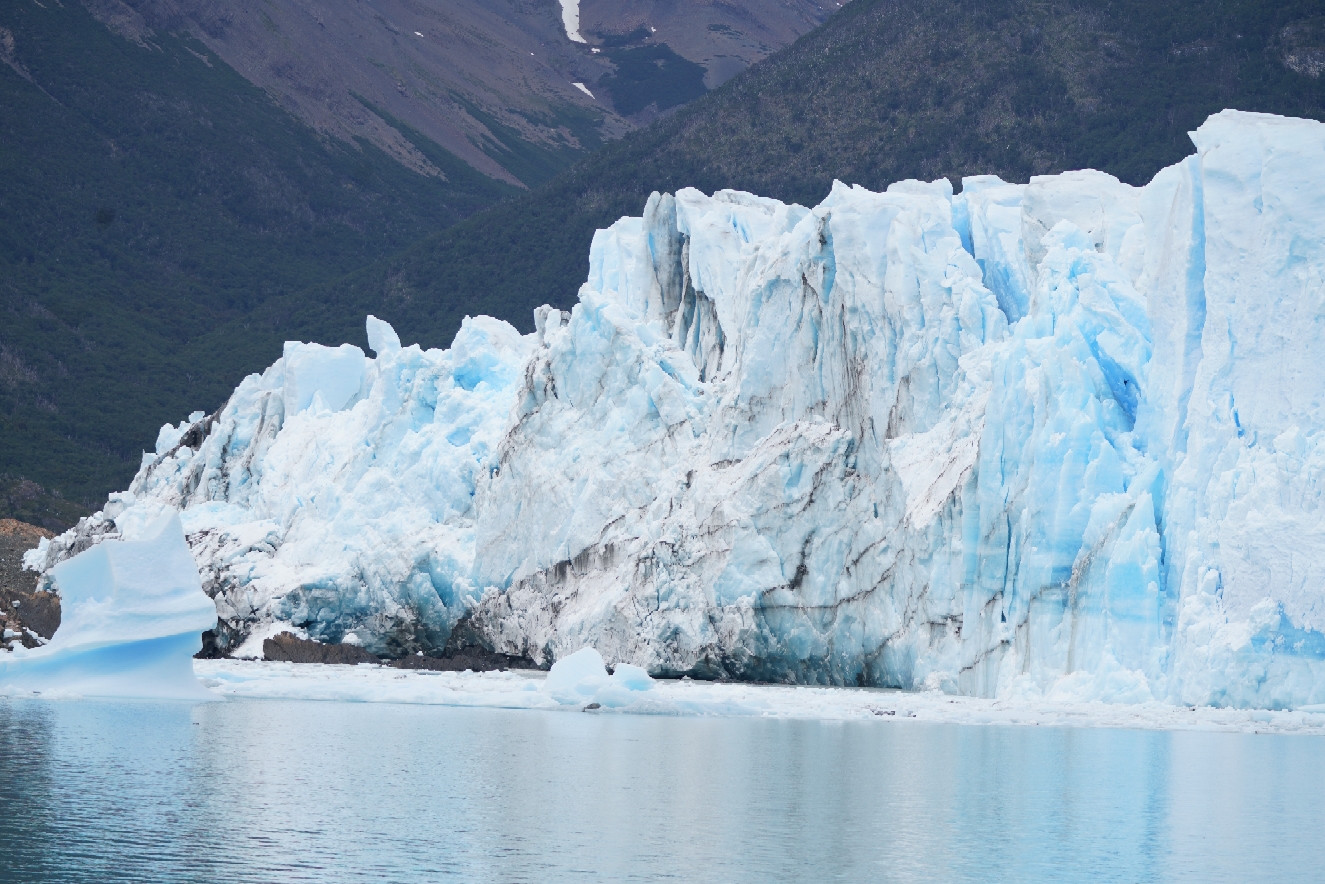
[0,0,515,518]
[296,0,1325,360]
[30,110,1325,710]
[95,0,832,186]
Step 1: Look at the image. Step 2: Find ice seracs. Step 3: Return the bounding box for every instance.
[25,312,533,661]
[31,110,1325,710]
[4,513,217,699]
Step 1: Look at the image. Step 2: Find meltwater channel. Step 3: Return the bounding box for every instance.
[2,698,1323,883]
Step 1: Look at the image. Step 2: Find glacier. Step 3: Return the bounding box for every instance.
[24,110,1325,710]
[3,513,218,699]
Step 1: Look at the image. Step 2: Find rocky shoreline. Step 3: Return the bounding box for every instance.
[262,631,536,672]
[0,519,59,651]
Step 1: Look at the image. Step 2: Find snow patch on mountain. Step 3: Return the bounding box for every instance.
[558,0,586,43]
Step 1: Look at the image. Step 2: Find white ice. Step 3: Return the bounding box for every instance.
[3,514,218,700]
[557,0,586,43]
[543,646,655,707]
[31,110,1325,712]
[195,658,1325,736]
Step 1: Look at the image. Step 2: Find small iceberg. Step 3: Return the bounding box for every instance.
[0,513,218,700]
[544,647,655,708]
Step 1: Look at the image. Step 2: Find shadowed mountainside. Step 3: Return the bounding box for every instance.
[0,0,514,509]
[97,0,832,184]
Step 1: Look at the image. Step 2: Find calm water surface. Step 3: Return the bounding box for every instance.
[1,697,1322,883]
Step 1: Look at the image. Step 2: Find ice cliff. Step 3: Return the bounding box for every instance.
[26,110,1325,709]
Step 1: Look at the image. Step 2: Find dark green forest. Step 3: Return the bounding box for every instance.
[3,0,1324,528]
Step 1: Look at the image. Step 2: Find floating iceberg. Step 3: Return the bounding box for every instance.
[4,514,218,700]
[543,646,655,707]
[29,110,1325,710]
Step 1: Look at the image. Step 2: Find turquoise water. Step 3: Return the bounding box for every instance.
[1,698,1322,883]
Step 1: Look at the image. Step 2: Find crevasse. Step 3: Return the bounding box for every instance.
[27,111,1325,709]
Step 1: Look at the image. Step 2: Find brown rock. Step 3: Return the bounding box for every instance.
[388,648,536,672]
[257,630,537,670]
[0,519,59,647]
[262,631,380,665]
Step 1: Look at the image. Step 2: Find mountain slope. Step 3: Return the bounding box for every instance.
[576,0,839,90]
[0,0,516,515]
[289,0,1325,355]
[105,0,832,186]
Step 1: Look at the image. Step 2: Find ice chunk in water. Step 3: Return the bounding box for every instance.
[607,663,654,692]
[544,647,609,704]
[593,663,656,709]
[543,648,655,707]
[0,513,218,700]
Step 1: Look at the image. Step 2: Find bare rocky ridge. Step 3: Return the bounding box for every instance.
[82,0,831,185]
[0,520,58,652]
[0,478,87,535]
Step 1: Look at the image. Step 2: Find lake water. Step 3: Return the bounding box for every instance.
[1,698,1323,883]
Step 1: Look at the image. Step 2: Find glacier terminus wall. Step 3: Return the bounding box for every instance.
[26,111,1325,709]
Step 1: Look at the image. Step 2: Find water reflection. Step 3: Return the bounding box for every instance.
[1,698,1321,883]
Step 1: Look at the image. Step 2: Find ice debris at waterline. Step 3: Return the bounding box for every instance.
[4,514,218,699]
[193,659,1325,735]
[26,110,1325,710]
